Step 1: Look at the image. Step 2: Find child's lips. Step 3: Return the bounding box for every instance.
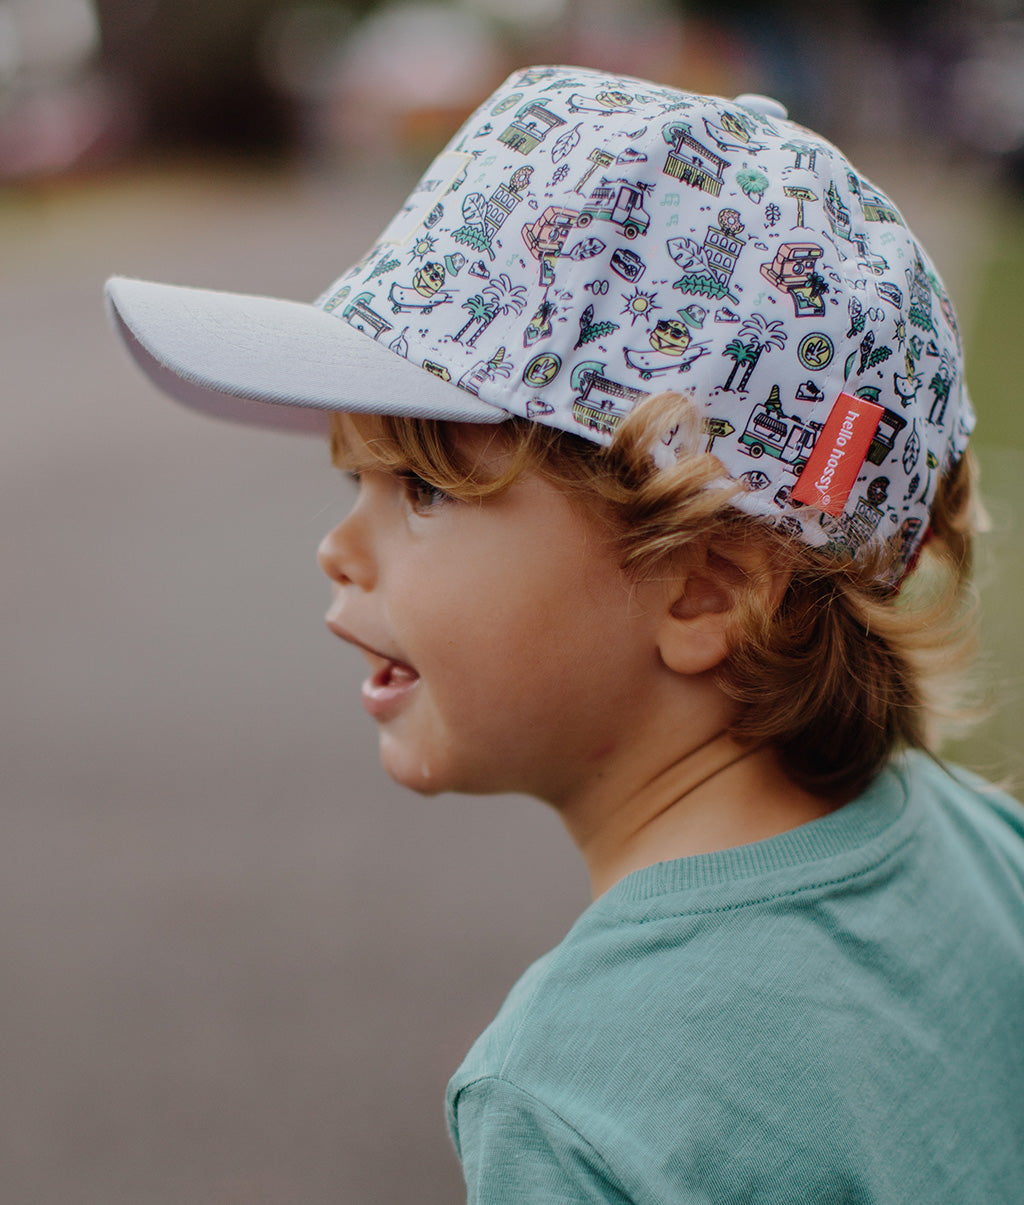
[361,658,420,720]
[325,617,420,721]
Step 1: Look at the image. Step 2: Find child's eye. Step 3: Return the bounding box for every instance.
[400,472,452,512]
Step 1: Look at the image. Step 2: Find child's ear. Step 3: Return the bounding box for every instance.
[656,542,791,676]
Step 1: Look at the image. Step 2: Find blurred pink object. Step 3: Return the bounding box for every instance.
[0,73,134,180]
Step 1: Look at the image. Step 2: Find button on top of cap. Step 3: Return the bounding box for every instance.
[732,93,788,121]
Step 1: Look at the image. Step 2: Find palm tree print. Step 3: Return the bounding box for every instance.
[736,314,787,391]
[927,350,956,426]
[721,314,788,392]
[806,271,830,306]
[928,369,952,426]
[454,294,491,343]
[464,274,529,347]
[781,139,818,171]
[721,337,757,390]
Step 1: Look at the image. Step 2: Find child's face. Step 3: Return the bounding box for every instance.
[317,426,672,803]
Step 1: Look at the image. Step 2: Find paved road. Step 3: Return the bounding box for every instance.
[0,151,1000,1204]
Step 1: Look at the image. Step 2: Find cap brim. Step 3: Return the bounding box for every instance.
[105,277,509,435]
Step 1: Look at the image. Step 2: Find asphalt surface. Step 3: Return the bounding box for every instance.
[0,150,1000,1203]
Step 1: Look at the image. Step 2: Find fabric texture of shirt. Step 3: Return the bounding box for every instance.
[446,753,1024,1203]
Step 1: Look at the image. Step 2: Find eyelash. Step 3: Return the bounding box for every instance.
[344,468,452,512]
[399,471,452,512]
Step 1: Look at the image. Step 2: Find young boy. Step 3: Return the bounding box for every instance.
[107,66,1024,1202]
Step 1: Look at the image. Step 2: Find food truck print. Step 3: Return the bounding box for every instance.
[739,388,822,472]
[575,178,652,239]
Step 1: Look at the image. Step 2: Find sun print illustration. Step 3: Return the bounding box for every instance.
[621,288,659,325]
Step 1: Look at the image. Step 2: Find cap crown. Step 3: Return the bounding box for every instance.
[318,65,972,573]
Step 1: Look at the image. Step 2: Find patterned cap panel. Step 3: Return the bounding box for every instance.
[316,65,973,576]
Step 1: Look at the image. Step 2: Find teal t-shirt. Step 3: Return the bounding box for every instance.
[447,753,1024,1203]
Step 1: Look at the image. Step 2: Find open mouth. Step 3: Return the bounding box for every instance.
[326,617,420,720]
[361,657,420,720]
[368,658,419,690]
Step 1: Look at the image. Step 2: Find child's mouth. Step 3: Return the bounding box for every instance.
[361,658,420,721]
[326,617,419,721]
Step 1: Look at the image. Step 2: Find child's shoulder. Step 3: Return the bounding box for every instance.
[449,752,1024,1094]
[448,754,1024,1202]
[456,753,1024,1074]
[917,750,1024,842]
[894,750,1024,902]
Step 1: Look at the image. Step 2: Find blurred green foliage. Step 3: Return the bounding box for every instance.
[968,199,1024,451]
[950,196,1024,788]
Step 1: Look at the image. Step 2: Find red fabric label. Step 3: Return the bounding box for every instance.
[791,393,883,516]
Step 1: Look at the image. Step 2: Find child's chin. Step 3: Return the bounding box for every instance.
[378,739,449,797]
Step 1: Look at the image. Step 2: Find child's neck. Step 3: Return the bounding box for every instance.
[559,732,839,899]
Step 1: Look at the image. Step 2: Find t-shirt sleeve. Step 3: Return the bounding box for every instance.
[451,1076,633,1205]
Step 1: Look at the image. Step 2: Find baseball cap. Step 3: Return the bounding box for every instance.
[107,64,973,575]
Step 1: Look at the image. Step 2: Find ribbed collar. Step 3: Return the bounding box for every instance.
[591,753,920,908]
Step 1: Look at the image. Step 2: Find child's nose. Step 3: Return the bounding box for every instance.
[317,516,375,590]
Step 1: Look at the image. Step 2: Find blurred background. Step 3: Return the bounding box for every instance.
[2,1,1022,1201]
